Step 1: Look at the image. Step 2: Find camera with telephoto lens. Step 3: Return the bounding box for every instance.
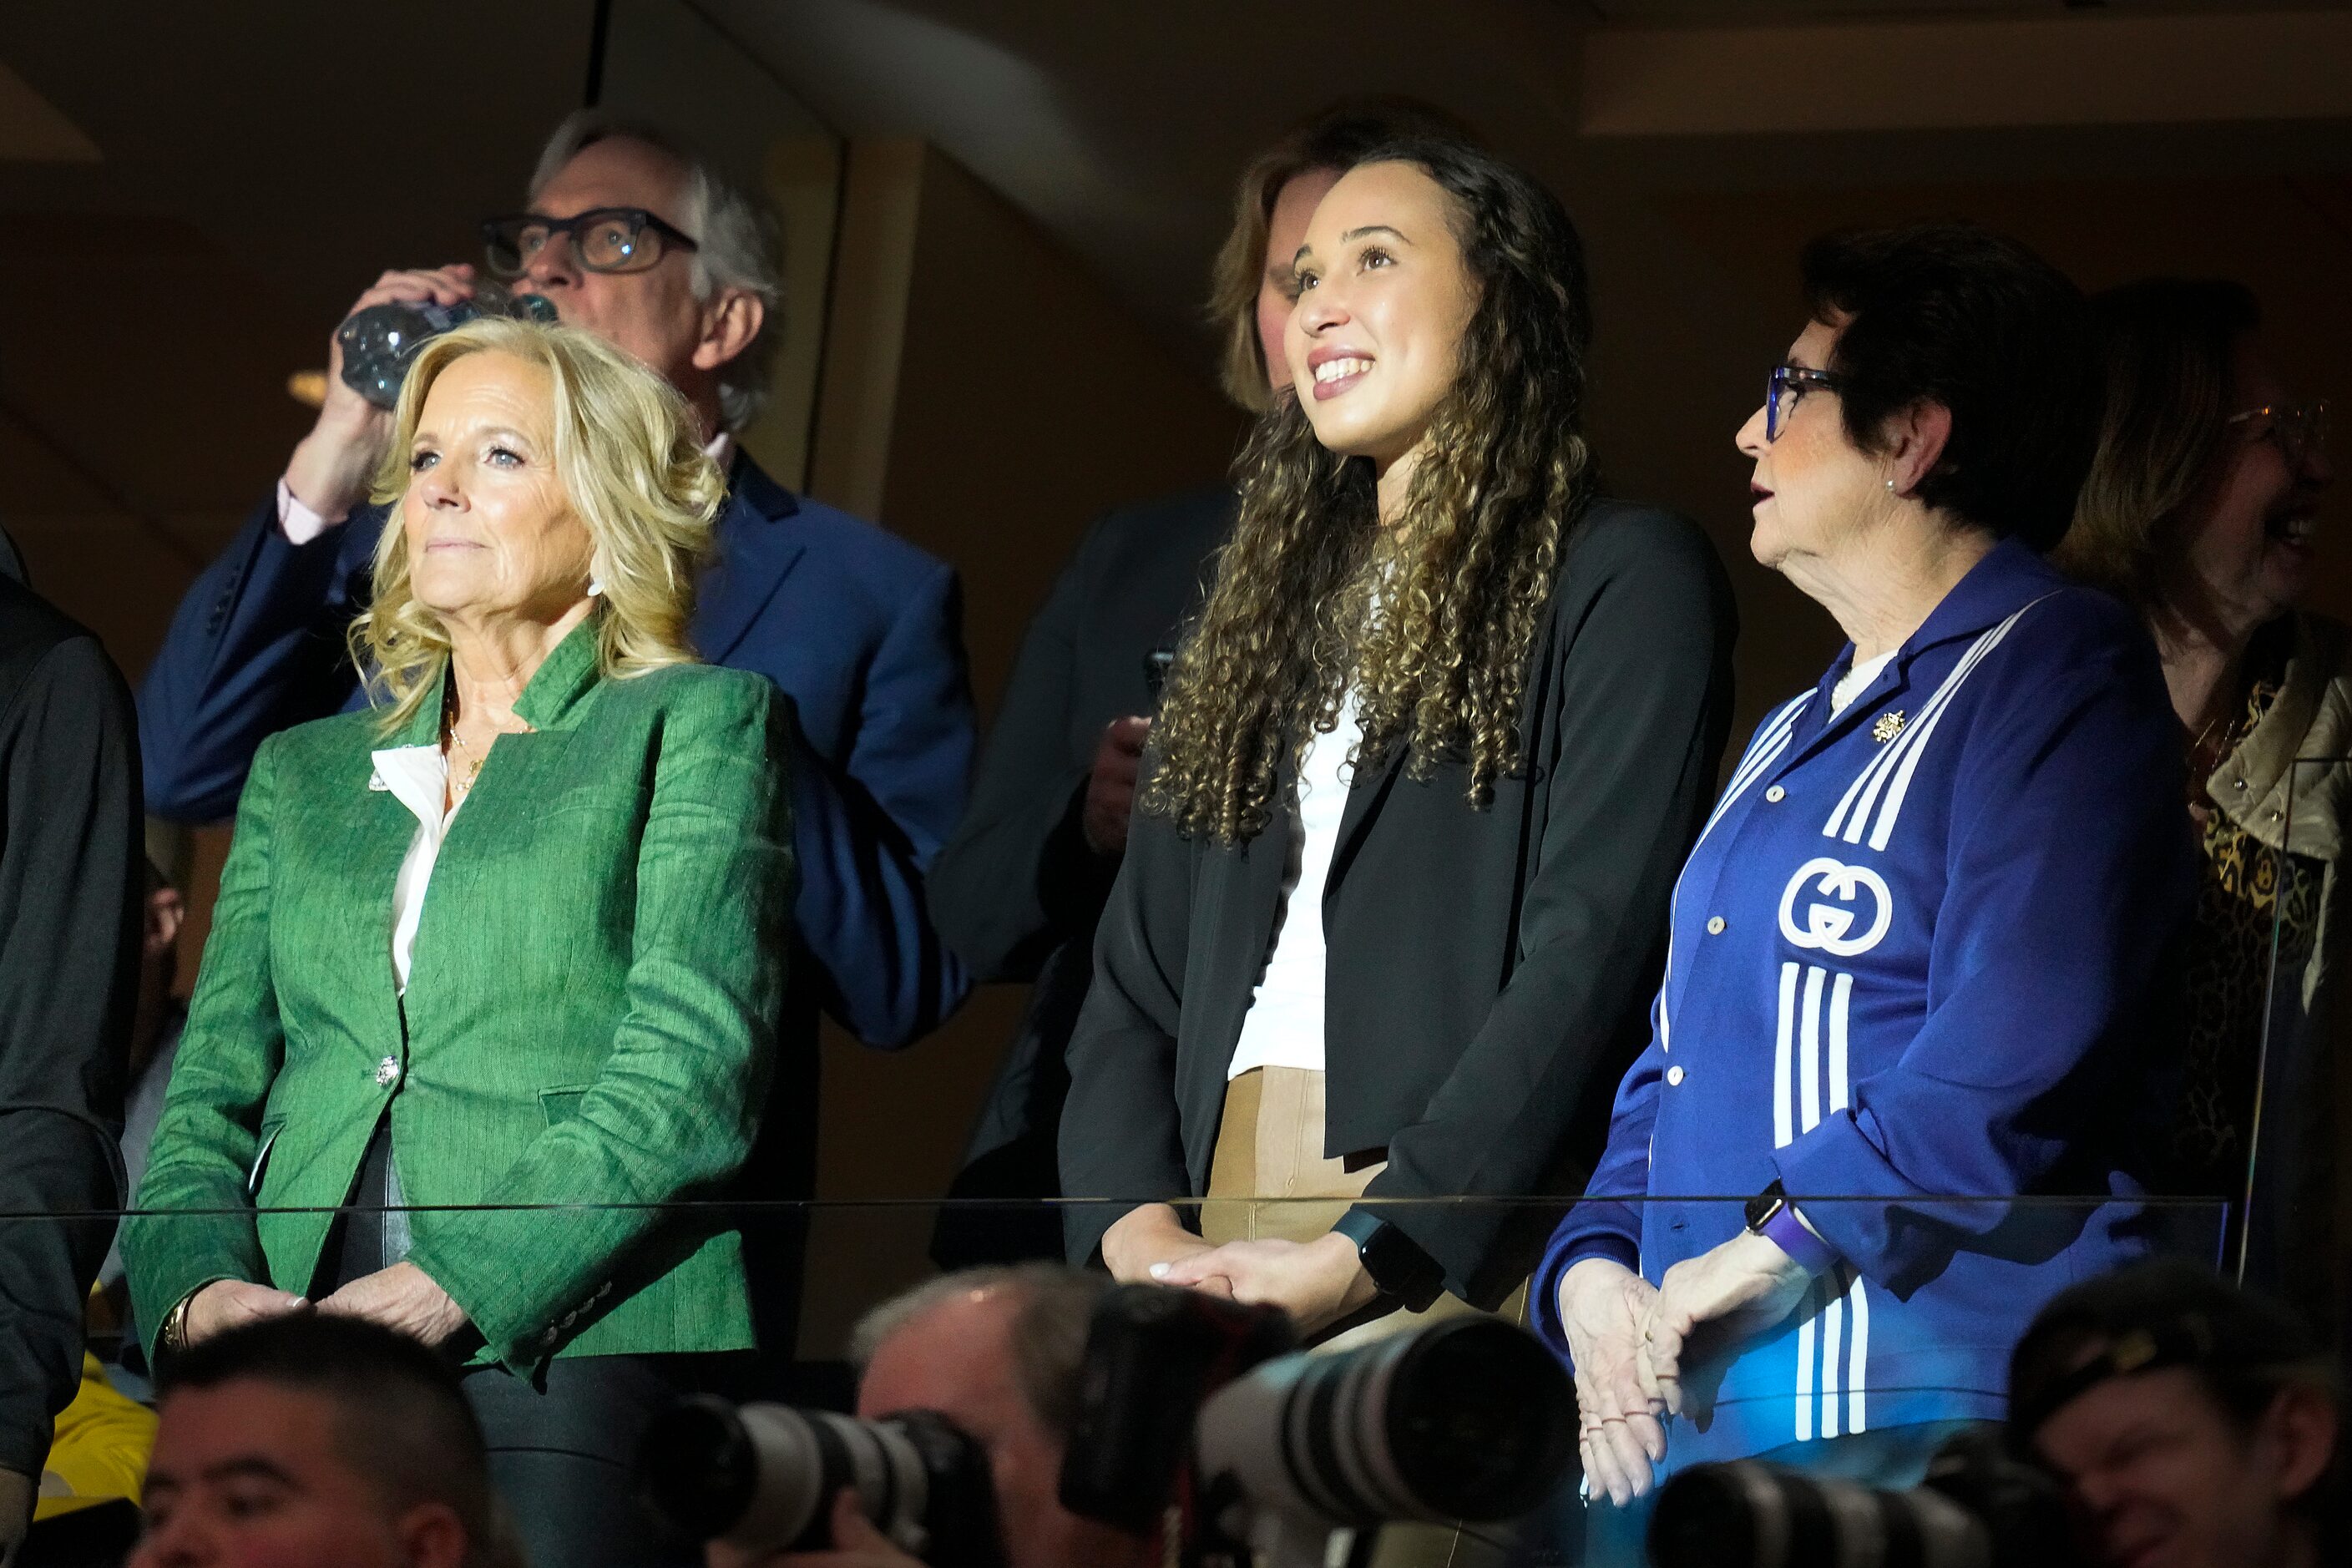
[1060,1288,1576,1568]
[1191,1316,1577,1567]
[1646,1425,2076,1568]
[635,1395,1006,1568]
[1059,1284,1299,1533]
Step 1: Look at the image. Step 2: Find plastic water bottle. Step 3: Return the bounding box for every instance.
[336,281,560,408]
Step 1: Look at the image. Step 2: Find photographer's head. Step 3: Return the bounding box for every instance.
[492,113,780,438]
[847,1266,1150,1568]
[2011,1261,2341,1568]
[129,1316,514,1568]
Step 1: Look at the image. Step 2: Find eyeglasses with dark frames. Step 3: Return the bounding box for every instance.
[2227,400,2329,470]
[480,207,701,279]
[1766,363,1843,443]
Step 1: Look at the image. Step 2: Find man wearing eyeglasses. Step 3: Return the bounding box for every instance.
[137,114,976,1353]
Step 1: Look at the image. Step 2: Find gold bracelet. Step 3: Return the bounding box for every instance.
[161,1290,195,1357]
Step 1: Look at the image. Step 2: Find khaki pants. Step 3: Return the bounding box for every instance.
[1203,1068,1530,1568]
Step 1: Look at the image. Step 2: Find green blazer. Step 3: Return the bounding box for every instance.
[124,622,797,1368]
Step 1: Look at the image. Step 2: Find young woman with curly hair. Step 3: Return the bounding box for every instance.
[1059,134,1737,1343]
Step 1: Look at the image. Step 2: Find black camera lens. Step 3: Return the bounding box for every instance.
[1193,1316,1576,1531]
[635,1399,1004,1568]
[1383,1318,1577,1521]
[1649,1456,2039,1568]
[636,1396,761,1543]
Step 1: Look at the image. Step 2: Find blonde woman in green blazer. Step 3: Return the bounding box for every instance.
[124,318,796,1568]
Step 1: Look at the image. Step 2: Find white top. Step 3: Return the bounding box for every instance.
[370,744,470,994]
[1830,650,1896,718]
[1227,692,1365,1080]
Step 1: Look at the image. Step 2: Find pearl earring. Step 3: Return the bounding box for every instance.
[588,575,605,597]
[1884,478,1897,492]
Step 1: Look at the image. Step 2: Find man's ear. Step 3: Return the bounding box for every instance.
[2263,1384,2339,1505]
[1882,401,1954,498]
[395,1501,472,1568]
[692,290,765,375]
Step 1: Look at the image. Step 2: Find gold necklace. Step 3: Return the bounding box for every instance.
[445,719,488,796]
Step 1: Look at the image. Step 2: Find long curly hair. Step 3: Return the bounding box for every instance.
[350,316,725,734]
[1144,134,1596,844]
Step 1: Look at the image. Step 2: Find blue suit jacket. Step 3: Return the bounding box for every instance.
[139,453,974,1052]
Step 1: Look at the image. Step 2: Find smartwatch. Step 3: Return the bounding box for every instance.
[1744,1179,1793,1235]
[1331,1210,1446,1313]
[1744,1180,1838,1275]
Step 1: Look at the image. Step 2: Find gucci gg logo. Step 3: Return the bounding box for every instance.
[1777,856,1894,958]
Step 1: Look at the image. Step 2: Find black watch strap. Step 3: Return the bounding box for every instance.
[1744,1179,1789,1235]
[1332,1209,1446,1313]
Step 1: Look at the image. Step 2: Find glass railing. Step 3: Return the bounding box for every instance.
[2236,753,2349,1337]
[81,1192,2231,1357]
[40,1193,2232,1567]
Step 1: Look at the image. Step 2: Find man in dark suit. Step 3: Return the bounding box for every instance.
[139,114,974,1060]
[0,551,140,1562]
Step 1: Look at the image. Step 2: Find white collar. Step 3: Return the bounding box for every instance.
[370,745,451,829]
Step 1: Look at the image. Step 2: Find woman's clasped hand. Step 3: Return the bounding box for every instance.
[1558,1233,1813,1503]
[185,1262,472,1349]
[1099,1202,1380,1335]
[1556,1258,1667,1506]
[1151,1235,1380,1335]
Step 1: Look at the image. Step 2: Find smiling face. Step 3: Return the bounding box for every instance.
[400,351,595,635]
[1285,159,1478,475]
[2033,1368,2331,1568]
[2162,335,2332,640]
[1736,316,1904,584]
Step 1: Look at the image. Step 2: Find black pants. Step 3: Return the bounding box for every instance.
[461,1354,716,1568]
[319,1120,732,1568]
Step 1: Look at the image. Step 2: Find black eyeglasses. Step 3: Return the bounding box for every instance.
[1766,363,1843,442]
[480,207,700,279]
[2228,400,2329,470]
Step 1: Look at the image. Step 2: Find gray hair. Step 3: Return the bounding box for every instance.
[851,1265,1110,1442]
[529,110,782,433]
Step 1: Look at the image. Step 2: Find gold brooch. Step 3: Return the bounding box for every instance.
[1871,711,1907,744]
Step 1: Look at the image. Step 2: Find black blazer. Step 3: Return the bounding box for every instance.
[1059,501,1737,1303]
[0,571,138,1479]
[930,487,1234,1263]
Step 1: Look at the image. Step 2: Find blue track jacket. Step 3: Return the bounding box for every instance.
[1535,539,2194,1468]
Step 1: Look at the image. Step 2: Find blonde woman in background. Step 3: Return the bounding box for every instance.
[125,316,798,1568]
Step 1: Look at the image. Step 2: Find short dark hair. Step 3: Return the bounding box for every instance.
[159,1316,510,1568]
[2053,277,2263,607]
[1799,221,2101,550]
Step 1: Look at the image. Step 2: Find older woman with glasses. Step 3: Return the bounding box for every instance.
[2054,278,2346,1341]
[1535,224,2194,1542]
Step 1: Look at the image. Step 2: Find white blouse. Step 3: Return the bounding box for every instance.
[1226,692,1365,1080]
[369,744,469,994]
